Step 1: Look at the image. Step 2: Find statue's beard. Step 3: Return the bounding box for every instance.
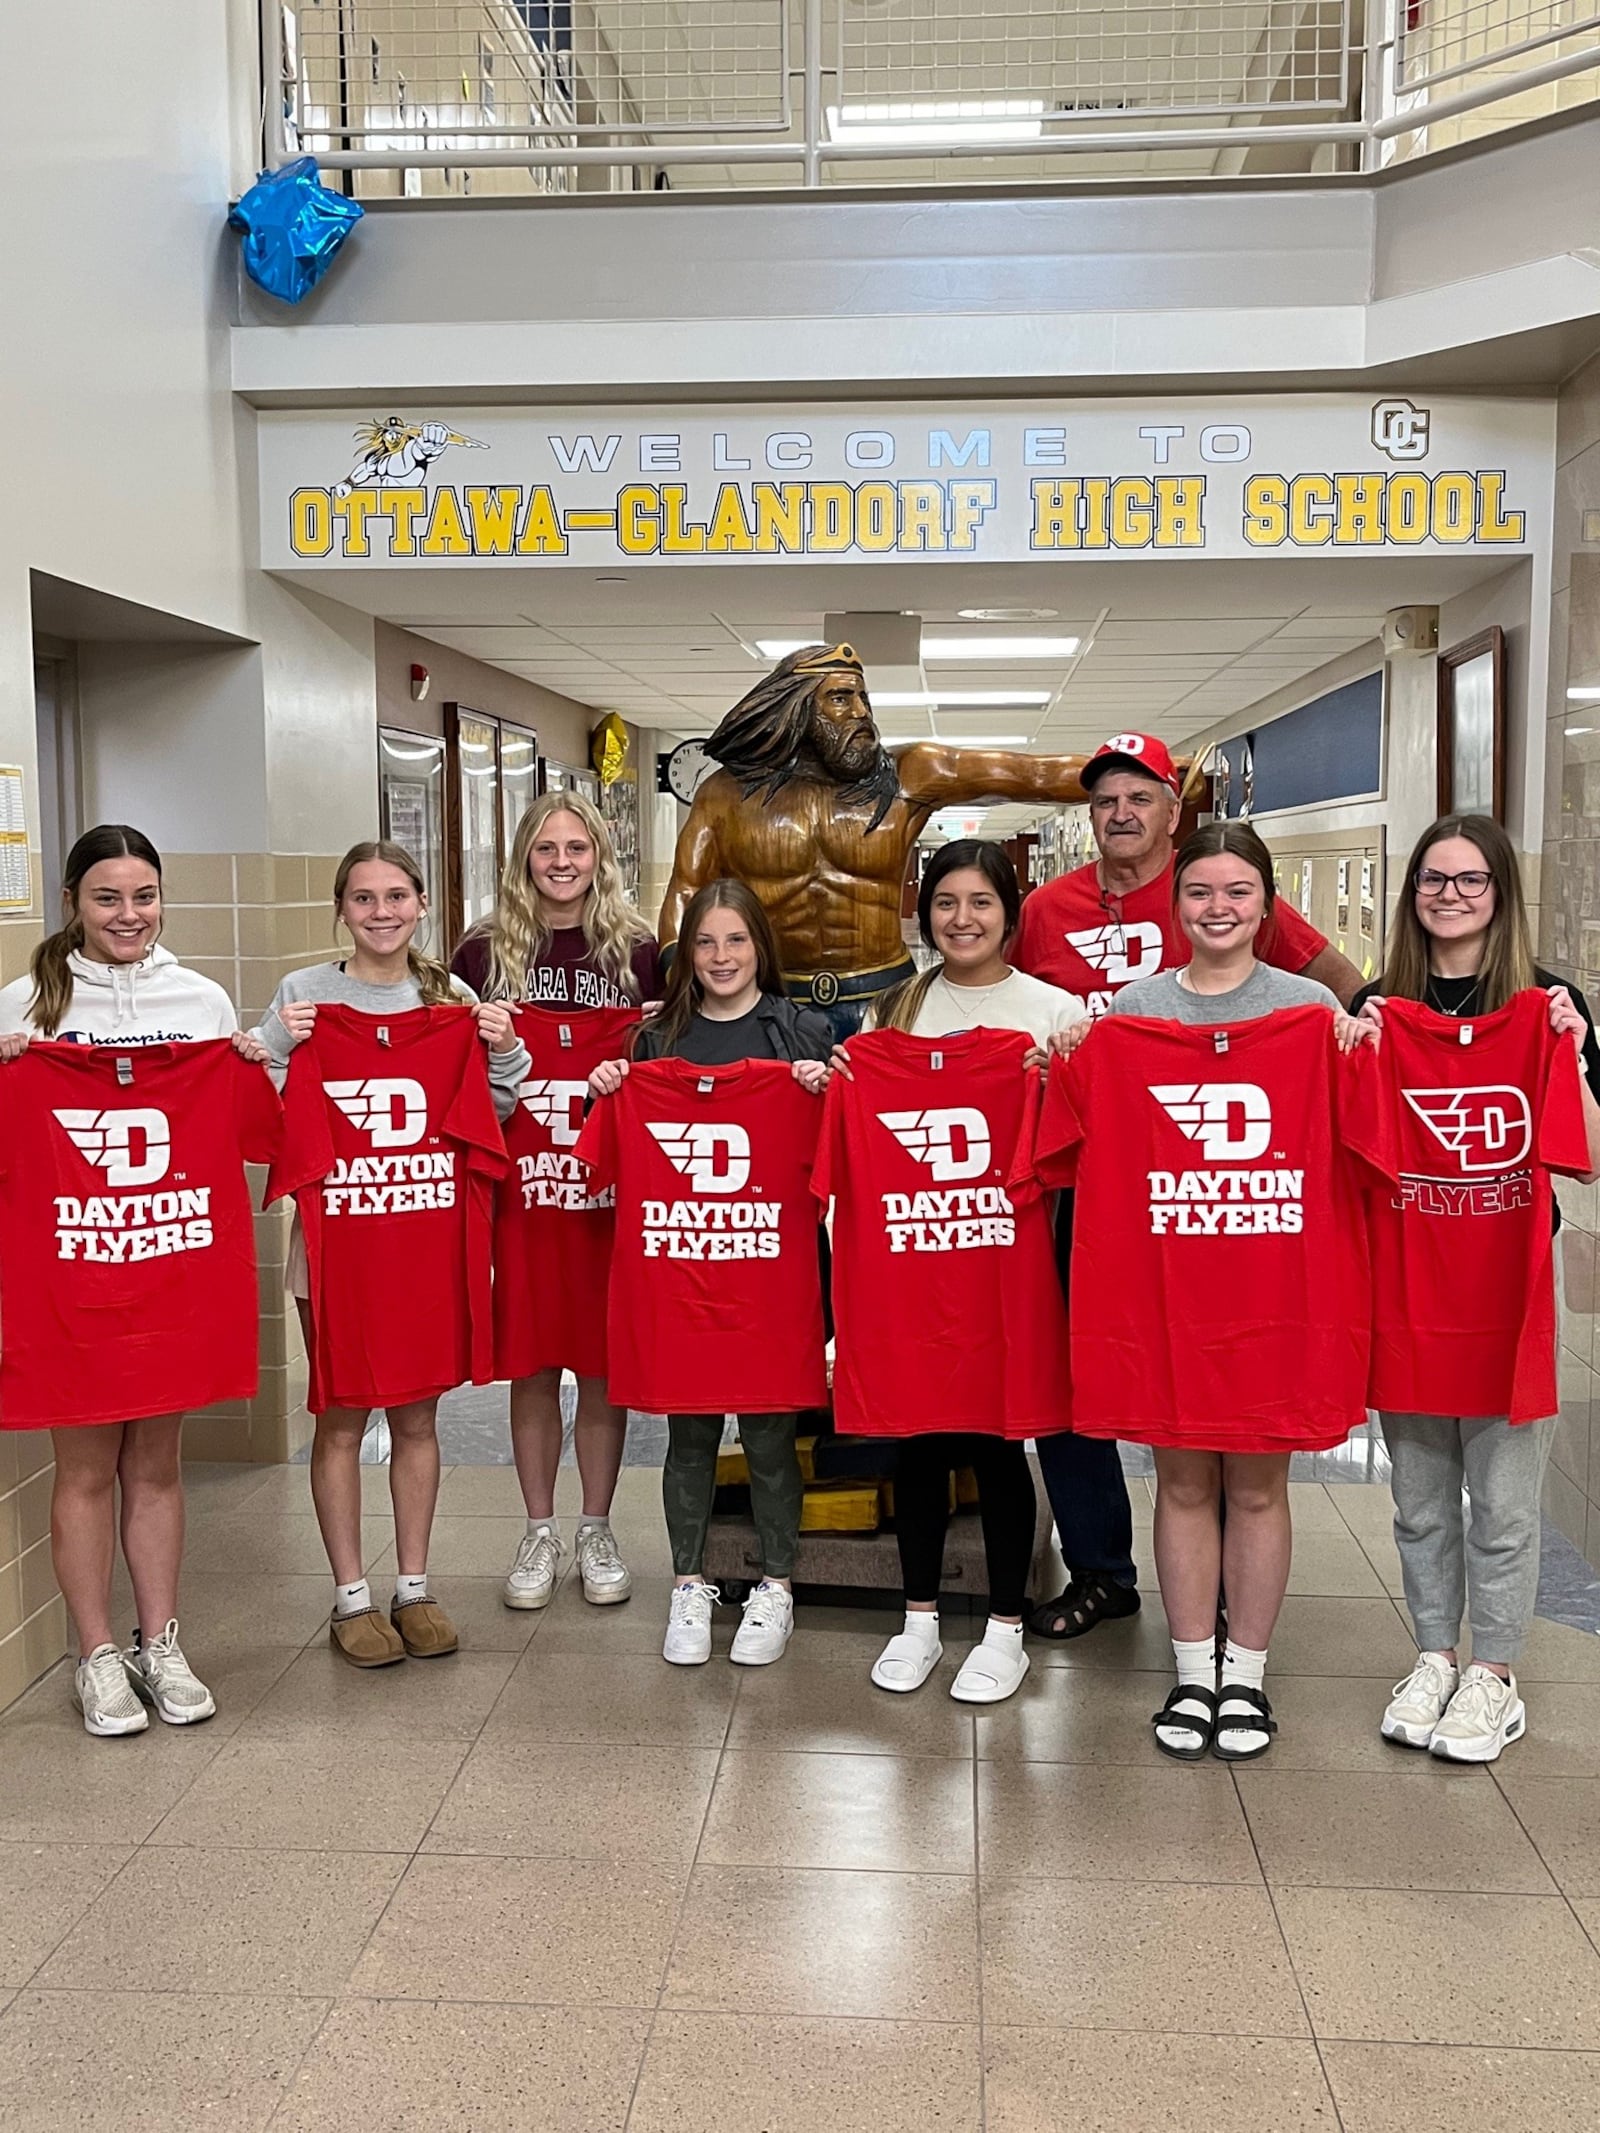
[810,717,880,781]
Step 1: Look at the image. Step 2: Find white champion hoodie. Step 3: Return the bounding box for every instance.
[0,945,238,1044]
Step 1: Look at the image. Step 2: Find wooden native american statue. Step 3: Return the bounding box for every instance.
[658,642,1097,1036]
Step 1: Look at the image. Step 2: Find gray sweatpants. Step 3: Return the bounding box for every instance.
[1379,1411,1557,1665]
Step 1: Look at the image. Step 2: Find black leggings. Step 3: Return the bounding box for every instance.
[894,1434,1037,1618]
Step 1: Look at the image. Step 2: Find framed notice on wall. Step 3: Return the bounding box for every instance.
[1437,627,1506,822]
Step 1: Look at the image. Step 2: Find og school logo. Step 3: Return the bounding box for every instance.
[1403,1086,1532,1172]
[1150,1083,1272,1163]
[518,1078,588,1149]
[647,1121,751,1194]
[877,1107,993,1182]
[325,1077,428,1149]
[53,1107,172,1189]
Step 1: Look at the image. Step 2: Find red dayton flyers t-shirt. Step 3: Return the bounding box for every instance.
[1014,858,1328,1016]
[817,1026,1071,1440]
[0,1041,282,1428]
[574,1057,827,1415]
[1344,992,1590,1424]
[1024,1007,1376,1453]
[267,1004,507,1413]
[495,1003,641,1381]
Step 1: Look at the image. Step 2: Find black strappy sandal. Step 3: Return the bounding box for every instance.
[1151,1683,1219,1762]
[1030,1571,1142,1641]
[1212,1684,1278,1762]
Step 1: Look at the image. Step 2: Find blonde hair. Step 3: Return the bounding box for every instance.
[29,824,164,1038]
[475,789,651,1002]
[332,839,456,1006]
[1379,813,1536,1014]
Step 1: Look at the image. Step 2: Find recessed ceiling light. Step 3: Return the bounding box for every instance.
[596,574,628,585]
[1567,686,1600,701]
[957,607,1059,623]
[871,690,1051,708]
[922,636,1080,661]
[754,638,815,659]
[1567,725,1595,736]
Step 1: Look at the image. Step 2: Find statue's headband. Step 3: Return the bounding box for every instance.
[790,642,862,676]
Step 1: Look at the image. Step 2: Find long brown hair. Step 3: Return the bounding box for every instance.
[652,879,784,1050]
[873,838,1023,1033]
[332,840,456,1006]
[473,789,651,1002]
[1379,813,1536,1013]
[28,824,164,1037]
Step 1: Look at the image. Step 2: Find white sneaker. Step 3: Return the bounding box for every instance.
[951,1621,1031,1705]
[503,1525,562,1610]
[871,1615,943,1694]
[1381,1650,1460,1749]
[730,1582,794,1666]
[73,1644,149,1738]
[123,1620,216,1725]
[575,1523,633,1606]
[1429,1664,1526,1763]
[663,1581,720,1666]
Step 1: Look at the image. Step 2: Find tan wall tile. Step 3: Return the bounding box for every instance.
[16,1467,52,1550]
[0,1628,29,1715]
[13,1431,53,1484]
[0,1434,14,1495]
[18,1535,55,1620]
[180,1413,256,1461]
[0,1484,19,1568]
[0,921,42,988]
[306,855,340,904]
[234,853,275,903]
[272,855,308,901]
[162,853,236,903]
[23,1594,66,1678]
[0,1556,20,1632]
[159,906,238,959]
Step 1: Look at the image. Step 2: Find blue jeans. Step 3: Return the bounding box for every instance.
[1038,1191,1138,1588]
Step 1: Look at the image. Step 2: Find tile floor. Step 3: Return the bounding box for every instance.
[3,1462,1600,2130]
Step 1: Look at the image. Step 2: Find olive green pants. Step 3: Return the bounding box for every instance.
[664,1414,803,1580]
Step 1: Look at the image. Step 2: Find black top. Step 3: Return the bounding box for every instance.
[1352,967,1599,1233]
[633,991,832,1067]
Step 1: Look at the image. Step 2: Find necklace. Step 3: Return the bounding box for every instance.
[937,971,1008,1021]
[1425,972,1482,1017]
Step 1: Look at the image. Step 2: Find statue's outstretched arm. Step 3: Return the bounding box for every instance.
[898,743,1093,809]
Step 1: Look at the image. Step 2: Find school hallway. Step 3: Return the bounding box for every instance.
[1,1452,1599,2132]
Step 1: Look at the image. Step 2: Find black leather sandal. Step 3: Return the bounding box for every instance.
[1152,1683,1219,1761]
[1212,1684,1278,1762]
[1029,1571,1142,1640]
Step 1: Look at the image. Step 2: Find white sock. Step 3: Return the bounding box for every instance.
[394,1572,429,1605]
[1221,1639,1268,1691]
[903,1610,940,1640]
[576,1514,610,1534]
[983,1618,1025,1646]
[334,1579,371,1618]
[1172,1636,1217,1688]
[526,1516,557,1538]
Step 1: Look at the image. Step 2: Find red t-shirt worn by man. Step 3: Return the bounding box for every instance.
[816,1026,1072,1441]
[0,1040,283,1428]
[267,1003,507,1413]
[495,1003,640,1382]
[1344,991,1590,1424]
[1024,1006,1378,1454]
[1014,856,1329,1016]
[574,1056,827,1415]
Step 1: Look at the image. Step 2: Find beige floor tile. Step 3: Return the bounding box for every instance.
[433,1463,529,1516]
[235,1645,516,1743]
[1490,1616,1600,1684]
[700,1749,975,1873]
[0,1988,329,2131]
[726,1651,976,1759]
[238,1462,406,1514]
[1353,1535,1407,1597]
[983,2026,1337,2133]
[1264,1596,1417,1678]
[413,1574,543,1653]
[981,1877,1307,2036]
[1248,1674,1471,1774]
[348,1854,684,2005]
[1237,1767,1557,1892]
[129,1572,337,1652]
[1275,1886,1600,2045]
[1492,1683,1600,1777]
[664,1864,978,2021]
[528,1574,694,1656]
[181,1512,395,1579]
[482,1648,737,1748]
[271,1998,650,2133]
[0,1700,227,1845]
[0,1844,134,1987]
[35,1846,405,1996]
[1028,1592,1177,1672]
[1327,1484,1399,1540]
[1320,2039,1600,2132]
[1283,1533,1389,1598]
[629,2011,983,2133]
[976,1668,1177,1766]
[978,1761,1261,1884]
[422,1738,719,1862]
[1287,1483,1359,1534]
[414,1514,531,1578]
[146,1737,469,1851]
[1492,1774,1600,1895]
[178,1460,287,1512]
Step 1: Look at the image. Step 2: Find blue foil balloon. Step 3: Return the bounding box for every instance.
[229,157,364,305]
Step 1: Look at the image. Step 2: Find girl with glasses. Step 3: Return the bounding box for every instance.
[1354,814,1600,1761]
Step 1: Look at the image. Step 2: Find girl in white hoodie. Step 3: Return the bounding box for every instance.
[0,824,264,1738]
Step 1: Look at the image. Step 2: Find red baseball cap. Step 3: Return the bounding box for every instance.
[1081,731,1182,796]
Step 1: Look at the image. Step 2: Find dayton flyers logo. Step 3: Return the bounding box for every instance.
[1150,1083,1272,1163]
[53,1107,171,1188]
[1065,922,1164,985]
[1403,1086,1532,1172]
[325,1077,428,1149]
[646,1121,751,1193]
[877,1107,992,1182]
[518,1078,587,1148]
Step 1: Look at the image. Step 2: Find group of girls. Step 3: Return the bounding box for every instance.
[5,794,1597,1771]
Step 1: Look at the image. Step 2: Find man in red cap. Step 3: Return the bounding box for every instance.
[1013,730,1362,1640]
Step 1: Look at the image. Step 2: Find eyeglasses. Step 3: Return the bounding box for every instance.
[1099,888,1127,959]
[1414,868,1493,898]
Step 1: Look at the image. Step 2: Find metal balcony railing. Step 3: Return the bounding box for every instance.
[264,0,1600,192]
